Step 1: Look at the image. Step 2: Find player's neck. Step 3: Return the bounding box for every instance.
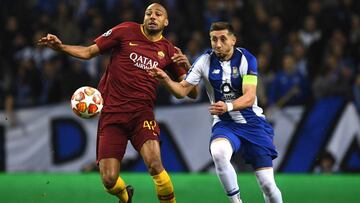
[222,48,235,61]
[141,25,163,42]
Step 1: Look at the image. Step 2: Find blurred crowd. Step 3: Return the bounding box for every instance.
[1,0,360,118]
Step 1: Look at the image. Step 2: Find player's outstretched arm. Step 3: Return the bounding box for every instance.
[172,47,199,99]
[37,34,100,60]
[148,67,194,99]
[178,74,199,99]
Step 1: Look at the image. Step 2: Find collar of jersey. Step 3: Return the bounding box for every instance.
[140,24,163,42]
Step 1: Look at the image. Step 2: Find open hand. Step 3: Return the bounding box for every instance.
[37,34,63,51]
[148,67,170,82]
[171,47,191,70]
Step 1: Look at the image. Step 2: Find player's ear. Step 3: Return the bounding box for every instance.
[164,19,169,27]
[231,34,236,46]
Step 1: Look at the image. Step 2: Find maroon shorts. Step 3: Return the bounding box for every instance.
[96,110,160,163]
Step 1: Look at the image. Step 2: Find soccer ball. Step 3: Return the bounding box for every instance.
[71,86,103,119]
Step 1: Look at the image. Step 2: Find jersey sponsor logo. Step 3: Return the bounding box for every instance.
[157,51,165,59]
[221,81,240,102]
[129,42,139,46]
[102,29,112,37]
[212,69,221,74]
[129,52,159,70]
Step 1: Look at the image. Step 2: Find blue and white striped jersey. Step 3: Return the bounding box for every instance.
[185,47,265,125]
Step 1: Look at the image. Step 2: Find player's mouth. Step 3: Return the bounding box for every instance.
[214,49,223,55]
[148,21,158,28]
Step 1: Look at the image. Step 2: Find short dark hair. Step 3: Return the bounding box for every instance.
[210,22,235,35]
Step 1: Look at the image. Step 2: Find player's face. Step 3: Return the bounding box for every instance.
[210,30,236,61]
[143,4,169,35]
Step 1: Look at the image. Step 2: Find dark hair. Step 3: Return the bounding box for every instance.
[210,22,235,35]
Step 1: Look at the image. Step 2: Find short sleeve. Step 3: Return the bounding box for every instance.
[94,23,129,53]
[240,48,258,76]
[185,55,207,85]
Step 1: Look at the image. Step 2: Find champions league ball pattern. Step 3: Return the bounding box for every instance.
[71,86,103,119]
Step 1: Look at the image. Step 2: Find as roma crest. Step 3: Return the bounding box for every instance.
[157,51,165,59]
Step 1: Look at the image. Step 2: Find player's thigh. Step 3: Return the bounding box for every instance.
[130,110,160,152]
[97,123,129,163]
[243,141,274,170]
[211,122,241,152]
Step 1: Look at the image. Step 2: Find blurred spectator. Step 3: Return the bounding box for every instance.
[349,15,360,66]
[257,53,274,109]
[55,2,81,45]
[14,59,42,107]
[314,152,336,174]
[38,57,63,105]
[229,16,245,46]
[60,58,91,100]
[298,15,322,48]
[203,0,223,31]
[1,0,360,111]
[268,54,310,108]
[15,30,56,69]
[353,73,360,112]
[312,53,352,99]
[267,16,285,70]
[292,41,309,77]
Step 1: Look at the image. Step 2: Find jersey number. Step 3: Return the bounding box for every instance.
[143,120,157,131]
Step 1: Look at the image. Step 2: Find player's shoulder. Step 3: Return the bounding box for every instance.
[158,36,176,51]
[158,37,181,58]
[198,49,213,59]
[237,47,258,70]
[192,49,213,66]
[113,22,140,31]
[237,47,256,59]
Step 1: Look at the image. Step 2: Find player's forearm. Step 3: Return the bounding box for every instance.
[161,78,191,99]
[187,85,199,99]
[60,44,97,60]
[231,94,255,111]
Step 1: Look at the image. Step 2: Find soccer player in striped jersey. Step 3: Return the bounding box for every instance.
[149,22,283,203]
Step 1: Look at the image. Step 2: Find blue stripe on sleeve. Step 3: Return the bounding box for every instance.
[239,48,258,75]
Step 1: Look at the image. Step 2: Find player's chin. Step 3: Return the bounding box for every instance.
[215,52,225,59]
[147,26,162,33]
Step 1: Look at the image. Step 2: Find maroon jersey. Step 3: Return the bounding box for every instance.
[95,22,186,113]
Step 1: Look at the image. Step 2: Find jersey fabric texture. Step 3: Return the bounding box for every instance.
[95,22,186,113]
[186,47,278,168]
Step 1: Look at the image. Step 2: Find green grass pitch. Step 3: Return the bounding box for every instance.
[0,173,359,203]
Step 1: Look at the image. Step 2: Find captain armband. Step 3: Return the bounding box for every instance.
[243,75,258,85]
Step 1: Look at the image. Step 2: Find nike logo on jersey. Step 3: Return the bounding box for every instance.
[129,42,139,46]
[212,69,220,74]
[102,29,112,37]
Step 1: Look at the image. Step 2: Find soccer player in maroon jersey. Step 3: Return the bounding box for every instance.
[38,3,195,203]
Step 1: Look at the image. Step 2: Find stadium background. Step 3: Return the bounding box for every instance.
[1,0,360,202]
